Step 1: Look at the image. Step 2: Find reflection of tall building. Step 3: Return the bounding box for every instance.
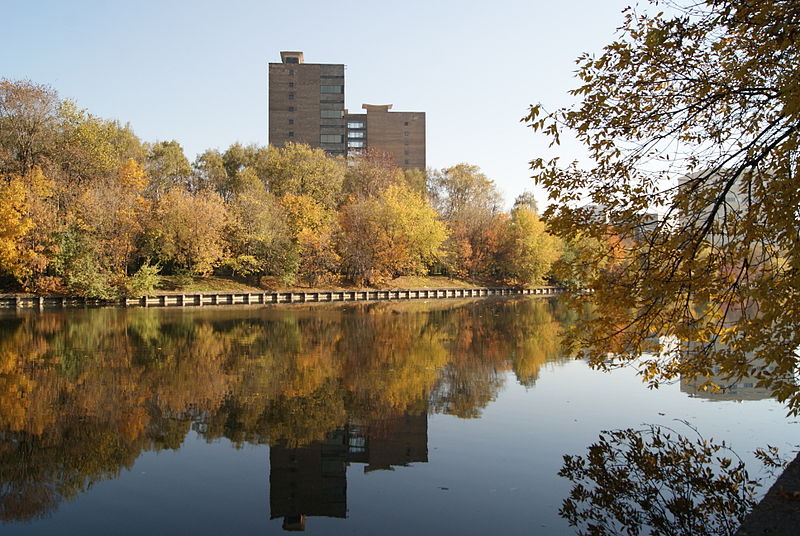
[680,374,772,401]
[269,413,428,531]
[348,413,428,473]
[679,340,773,402]
[269,431,348,530]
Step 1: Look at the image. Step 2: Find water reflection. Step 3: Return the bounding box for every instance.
[270,413,428,530]
[558,424,759,536]
[0,297,568,526]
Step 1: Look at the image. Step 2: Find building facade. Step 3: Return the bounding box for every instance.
[345,104,425,169]
[268,51,425,170]
[268,51,346,155]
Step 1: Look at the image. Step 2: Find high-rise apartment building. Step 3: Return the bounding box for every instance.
[344,104,425,170]
[268,51,346,155]
[268,51,425,170]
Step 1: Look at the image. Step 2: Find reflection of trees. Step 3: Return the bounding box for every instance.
[0,297,568,521]
[431,298,566,416]
[0,419,146,522]
[559,424,760,536]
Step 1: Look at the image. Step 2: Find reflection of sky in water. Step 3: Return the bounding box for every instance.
[0,301,796,535]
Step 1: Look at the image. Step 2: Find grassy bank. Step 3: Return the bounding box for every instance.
[152,275,493,294]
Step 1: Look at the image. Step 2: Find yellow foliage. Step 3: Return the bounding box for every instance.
[0,176,34,275]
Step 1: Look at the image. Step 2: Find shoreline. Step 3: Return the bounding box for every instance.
[0,285,565,311]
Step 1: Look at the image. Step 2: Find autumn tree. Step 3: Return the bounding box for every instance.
[502,203,562,286]
[147,187,229,275]
[430,164,505,279]
[0,80,59,174]
[527,0,800,412]
[339,183,448,285]
[342,148,405,200]
[145,141,192,199]
[224,173,296,283]
[279,193,340,285]
[74,159,150,276]
[0,167,58,291]
[0,176,34,281]
[263,142,345,209]
[190,149,227,194]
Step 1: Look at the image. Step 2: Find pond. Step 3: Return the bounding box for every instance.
[0,297,796,535]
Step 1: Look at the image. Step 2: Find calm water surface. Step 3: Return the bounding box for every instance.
[0,297,796,535]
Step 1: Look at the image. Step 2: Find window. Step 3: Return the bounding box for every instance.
[348,131,364,138]
[288,93,294,100]
[405,159,410,165]
[288,106,295,112]
[288,119,294,125]
[347,121,364,129]
[320,85,343,94]
[404,131,410,136]
[348,140,365,148]
[404,121,409,126]
[288,131,294,137]
[288,69,295,75]
[320,109,341,118]
[321,134,342,144]
[285,57,299,64]
[404,140,409,145]
[288,82,294,88]
[404,150,409,155]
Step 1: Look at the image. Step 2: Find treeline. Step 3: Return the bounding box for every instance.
[0,80,561,297]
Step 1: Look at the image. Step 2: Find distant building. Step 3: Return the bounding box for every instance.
[268,51,425,170]
[268,51,346,156]
[345,104,426,170]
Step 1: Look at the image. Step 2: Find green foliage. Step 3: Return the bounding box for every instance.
[51,226,114,299]
[145,140,191,199]
[124,262,161,297]
[430,163,501,222]
[263,142,345,209]
[56,100,144,186]
[503,207,562,286]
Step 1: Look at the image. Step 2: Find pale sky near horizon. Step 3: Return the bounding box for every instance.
[2,0,637,208]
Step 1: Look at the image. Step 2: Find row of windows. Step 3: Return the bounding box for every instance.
[321,134,343,144]
[347,121,364,129]
[288,106,345,114]
[348,131,364,139]
[320,85,343,94]
[348,141,364,148]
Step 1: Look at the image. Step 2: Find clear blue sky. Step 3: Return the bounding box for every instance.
[2,0,635,208]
